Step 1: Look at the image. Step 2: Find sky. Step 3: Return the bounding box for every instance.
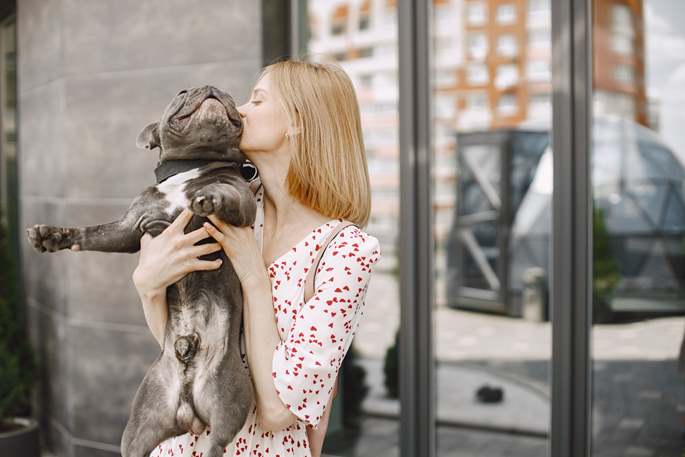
[644,0,685,160]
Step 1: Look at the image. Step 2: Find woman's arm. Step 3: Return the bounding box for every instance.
[131,208,224,346]
[134,285,168,349]
[201,217,298,431]
[241,275,300,432]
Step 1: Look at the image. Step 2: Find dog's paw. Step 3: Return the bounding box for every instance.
[191,186,239,218]
[26,225,77,253]
[191,193,221,217]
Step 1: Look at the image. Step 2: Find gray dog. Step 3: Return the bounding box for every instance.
[26,85,256,457]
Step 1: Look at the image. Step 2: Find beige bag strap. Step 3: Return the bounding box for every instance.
[304,220,358,303]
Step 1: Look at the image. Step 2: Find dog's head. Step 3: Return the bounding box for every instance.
[136,85,244,162]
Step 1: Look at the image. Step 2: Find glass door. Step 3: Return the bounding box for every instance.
[590,0,685,455]
[432,0,553,455]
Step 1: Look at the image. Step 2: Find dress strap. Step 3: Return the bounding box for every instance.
[304,220,358,303]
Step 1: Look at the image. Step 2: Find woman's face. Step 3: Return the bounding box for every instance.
[237,72,290,154]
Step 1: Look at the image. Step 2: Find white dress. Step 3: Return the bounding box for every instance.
[150,181,382,457]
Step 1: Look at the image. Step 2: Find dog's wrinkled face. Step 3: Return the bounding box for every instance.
[137,85,244,162]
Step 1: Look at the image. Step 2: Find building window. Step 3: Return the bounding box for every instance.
[358,73,373,88]
[497,93,518,116]
[435,69,457,87]
[331,5,348,35]
[611,4,634,56]
[467,63,489,85]
[594,90,636,120]
[495,64,518,88]
[527,59,550,82]
[466,2,487,26]
[614,64,635,85]
[467,32,488,59]
[435,96,457,119]
[359,0,371,31]
[466,92,488,110]
[496,4,517,25]
[358,46,374,59]
[497,34,518,57]
[528,0,550,15]
[528,28,550,50]
[528,92,551,120]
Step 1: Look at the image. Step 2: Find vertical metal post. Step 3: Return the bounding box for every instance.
[398,0,434,456]
[551,0,593,455]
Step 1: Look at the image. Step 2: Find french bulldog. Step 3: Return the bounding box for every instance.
[26,85,256,457]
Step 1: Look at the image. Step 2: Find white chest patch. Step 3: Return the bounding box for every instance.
[157,168,202,216]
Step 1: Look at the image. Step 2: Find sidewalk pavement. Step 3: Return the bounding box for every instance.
[358,358,550,437]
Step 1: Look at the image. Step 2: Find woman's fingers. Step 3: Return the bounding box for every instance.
[203,222,225,242]
[140,232,153,248]
[169,208,194,232]
[190,258,223,271]
[206,214,228,232]
[185,226,212,245]
[188,242,223,257]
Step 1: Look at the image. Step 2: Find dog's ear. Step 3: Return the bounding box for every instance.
[136,122,161,150]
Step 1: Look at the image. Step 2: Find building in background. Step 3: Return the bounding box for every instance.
[306,0,647,307]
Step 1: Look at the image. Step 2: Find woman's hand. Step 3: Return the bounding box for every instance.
[203,214,268,288]
[132,208,224,297]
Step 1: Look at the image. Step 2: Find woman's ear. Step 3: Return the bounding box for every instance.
[136,122,161,150]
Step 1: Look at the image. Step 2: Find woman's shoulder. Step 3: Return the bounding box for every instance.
[326,222,382,264]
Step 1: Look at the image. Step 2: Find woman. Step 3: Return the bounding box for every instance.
[133,59,382,456]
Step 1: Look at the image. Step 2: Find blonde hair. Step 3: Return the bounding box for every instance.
[255,59,372,228]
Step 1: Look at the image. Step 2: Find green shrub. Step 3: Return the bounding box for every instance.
[383,328,399,399]
[0,208,36,427]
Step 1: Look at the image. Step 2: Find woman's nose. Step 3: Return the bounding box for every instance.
[237,103,247,118]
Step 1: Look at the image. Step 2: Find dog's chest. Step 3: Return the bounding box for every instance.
[156,168,202,216]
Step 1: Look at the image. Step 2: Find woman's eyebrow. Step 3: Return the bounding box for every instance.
[252,88,267,96]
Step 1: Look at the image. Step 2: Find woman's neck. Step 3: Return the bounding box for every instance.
[248,150,327,234]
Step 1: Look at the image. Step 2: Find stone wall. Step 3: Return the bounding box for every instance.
[18,1,263,455]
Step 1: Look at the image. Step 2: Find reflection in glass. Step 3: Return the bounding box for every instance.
[303,1,401,455]
[435,0,551,455]
[591,0,685,455]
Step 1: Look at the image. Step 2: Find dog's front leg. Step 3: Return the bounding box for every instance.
[25,194,154,253]
[189,181,257,228]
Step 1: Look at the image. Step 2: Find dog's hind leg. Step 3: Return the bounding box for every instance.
[121,360,183,457]
[194,357,254,457]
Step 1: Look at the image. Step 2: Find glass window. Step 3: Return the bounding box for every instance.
[528,0,549,14]
[358,46,374,59]
[594,90,636,120]
[467,91,488,110]
[591,1,685,454]
[528,93,551,121]
[496,4,517,25]
[495,64,518,88]
[527,59,550,82]
[331,5,348,36]
[467,63,489,85]
[432,0,553,452]
[528,28,550,50]
[497,34,518,57]
[300,5,402,452]
[435,69,457,87]
[614,64,635,84]
[359,1,371,32]
[497,93,518,116]
[611,4,634,56]
[466,1,487,26]
[467,32,488,59]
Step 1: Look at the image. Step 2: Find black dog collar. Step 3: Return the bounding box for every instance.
[154,159,238,184]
